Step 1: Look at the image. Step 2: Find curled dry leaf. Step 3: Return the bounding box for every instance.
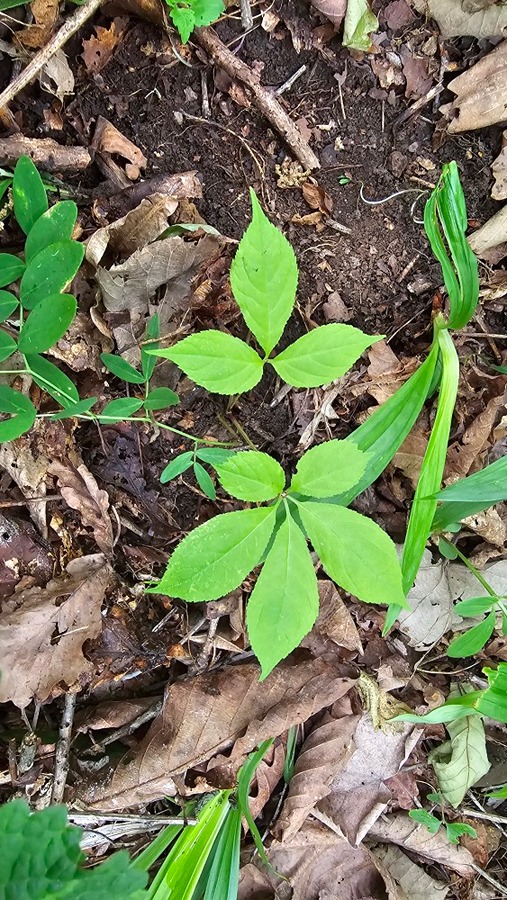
[469,204,507,263]
[75,697,160,734]
[49,461,113,555]
[276,695,360,842]
[247,740,287,821]
[77,659,355,810]
[81,18,129,74]
[302,580,363,654]
[492,131,507,200]
[40,50,75,103]
[373,846,449,900]
[92,116,147,184]
[309,0,347,28]
[442,40,507,132]
[369,812,474,876]
[16,0,59,48]
[410,0,507,37]
[0,555,110,709]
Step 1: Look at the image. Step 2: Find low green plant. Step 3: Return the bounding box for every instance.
[397,661,507,725]
[409,795,477,846]
[164,0,224,44]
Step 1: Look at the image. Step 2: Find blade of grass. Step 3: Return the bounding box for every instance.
[131,823,183,873]
[237,738,274,871]
[431,456,507,532]
[201,807,242,900]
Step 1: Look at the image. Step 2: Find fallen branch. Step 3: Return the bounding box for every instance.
[0,0,107,113]
[51,692,76,804]
[0,135,90,170]
[194,26,320,170]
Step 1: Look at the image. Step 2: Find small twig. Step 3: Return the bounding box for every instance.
[0,0,107,112]
[200,69,210,118]
[51,693,76,804]
[239,0,254,30]
[194,26,319,169]
[189,618,219,674]
[471,863,507,898]
[69,811,196,826]
[394,84,443,129]
[275,65,307,96]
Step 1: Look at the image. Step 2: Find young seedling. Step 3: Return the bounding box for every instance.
[149,440,407,678]
[409,795,477,846]
[164,0,224,44]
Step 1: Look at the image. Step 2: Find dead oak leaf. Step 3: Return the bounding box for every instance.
[82,18,129,74]
[50,461,113,555]
[0,555,110,709]
[16,0,58,48]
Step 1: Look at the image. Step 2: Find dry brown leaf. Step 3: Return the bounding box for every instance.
[92,116,147,184]
[0,513,54,598]
[393,429,428,488]
[49,461,113,555]
[248,740,286,821]
[40,50,74,103]
[75,697,159,734]
[78,659,355,810]
[302,181,333,214]
[369,812,474,876]
[492,130,507,200]
[373,846,449,899]
[309,0,346,28]
[0,555,110,709]
[360,341,418,404]
[401,48,433,100]
[469,204,507,263]
[17,0,59,48]
[444,388,506,481]
[383,0,416,29]
[318,713,420,844]
[81,18,129,74]
[410,0,507,37]
[303,580,363,653]
[276,695,360,842]
[442,40,507,132]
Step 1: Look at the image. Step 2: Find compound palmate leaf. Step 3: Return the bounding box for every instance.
[295,500,407,608]
[247,512,319,679]
[152,331,264,394]
[230,190,298,355]
[270,324,381,388]
[151,505,278,601]
[290,440,367,498]
[216,450,285,501]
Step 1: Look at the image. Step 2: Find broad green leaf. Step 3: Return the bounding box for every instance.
[247,512,318,678]
[20,241,84,309]
[24,201,78,262]
[193,0,224,26]
[152,331,264,394]
[230,190,298,354]
[439,536,458,559]
[408,809,441,834]
[0,384,36,440]
[0,290,19,322]
[0,331,17,362]
[141,313,160,382]
[97,398,144,423]
[194,461,216,499]
[202,807,241,900]
[0,253,25,288]
[429,686,490,807]
[169,4,195,42]
[0,177,11,201]
[25,354,79,407]
[144,386,179,410]
[101,353,145,384]
[343,0,378,51]
[217,450,285,501]
[454,597,495,617]
[150,505,278,601]
[290,439,367,498]
[12,156,48,234]
[445,822,477,845]
[447,612,496,658]
[18,294,77,354]
[51,397,98,420]
[196,447,237,466]
[270,324,381,388]
[160,451,194,483]
[432,455,507,532]
[295,500,407,608]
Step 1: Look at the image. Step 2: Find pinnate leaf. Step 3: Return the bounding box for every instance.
[0,290,19,322]
[12,156,48,235]
[0,253,25,288]
[100,353,145,384]
[152,331,263,394]
[144,386,179,411]
[150,505,278,601]
[290,439,367,498]
[20,241,84,310]
[270,324,381,388]
[194,461,216,499]
[24,201,78,262]
[0,331,16,362]
[447,612,496,658]
[18,294,77,354]
[217,450,285,501]
[230,190,298,354]
[0,385,36,440]
[97,398,144,423]
[25,354,79,407]
[247,512,318,679]
[51,398,98,420]
[296,500,407,608]
[160,452,194,483]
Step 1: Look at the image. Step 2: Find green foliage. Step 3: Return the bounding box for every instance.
[396,662,507,725]
[428,687,490,807]
[445,822,477,845]
[408,809,441,834]
[150,191,379,395]
[0,800,147,900]
[408,807,477,845]
[447,612,496,658]
[17,294,77,354]
[164,0,224,44]
[20,241,84,309]
[432,455,507,532]
[0,385,36,441]
[12,155,48,234]
[151,440,405,678]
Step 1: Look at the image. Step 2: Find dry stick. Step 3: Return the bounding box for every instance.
[239,0,254,31]
[193,26,319,170]
[0,0,107,112]
[51,692,77,805]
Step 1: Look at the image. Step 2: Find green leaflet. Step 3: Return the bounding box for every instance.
[160,452,194,483]
[408,809,441,834]
[447,612,496,658]
[25,354,79,408]
[18,294,77,354]
[247,512,319,679]
[20,241,84,310]
[454,597,495,617]
[289,439,367,498]
[0,385,36,441]
[151,505,278,601]
[0,253,25,288]
[445,822,477,845]
[396,663,507,725]
[230,189,298,355]
[196,447,237,466]
[141,314,160,383]
[151,331,264,394]
[193,0,224,26]
[429,687,490,808]
[168,4,195,42]
[51,398,98,420]
[194,461,216,499]
[12,156,48,235]
[97,398,144,423]
[216,450,285,501]
[24,201,78,262]
[270,324,381,388]
[295,500,407,608]
[432,456,507,532]
[0,331,17,362]
[144,387,179,411]
[101,353,145,385]
[0,290,19,322]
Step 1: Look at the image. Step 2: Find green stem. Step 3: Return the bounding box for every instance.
[440,538,497,598]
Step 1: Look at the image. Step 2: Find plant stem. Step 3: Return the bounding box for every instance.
[441,538,497,598]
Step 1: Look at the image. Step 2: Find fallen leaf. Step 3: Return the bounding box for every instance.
[393,428,429,487]
[303,580,363,653]
[382,0,416,29]
[40,50,74,103]
[442,40,507,132]
[318,712,420,844]
[16,0,58,47]
[0,555,110,709]
[343,0,379,51]
[444,389,506,482]
[302,181,333,214]
[309,0,346,28]
[91,116,147,184]
[49,461,113,555]
[77,659,355,810]
[276,695,360,841]
[373,845,449,899]
[0,512,54,599]
[81,18,129,74]
[492,130,507,200]
[469,204,507,263]
[369,812,474,876]
[75,697,160,734]
[429,687,490,807]
[401,47,433,100]
[247,740,286,821]
[410,0,507,37]
[360,341,418,404]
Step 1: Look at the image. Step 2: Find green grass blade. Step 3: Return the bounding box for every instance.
[431,456,507,532]
[131,825,183,873]
[237,739,274,870]
[201,808,241,900]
